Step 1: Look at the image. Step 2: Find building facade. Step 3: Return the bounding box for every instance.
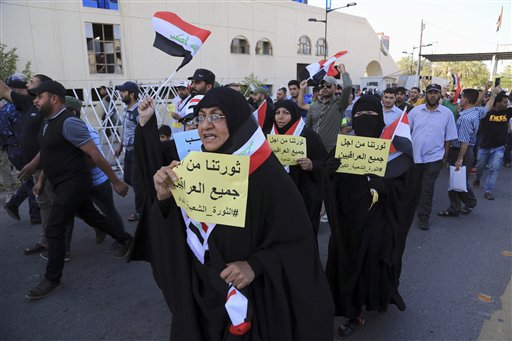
[2,0,398,95]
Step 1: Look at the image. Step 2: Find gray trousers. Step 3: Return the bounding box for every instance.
[447,147,477,213]
[415,160,443,224]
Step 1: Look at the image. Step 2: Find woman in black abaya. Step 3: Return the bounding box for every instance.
[324,95,419,338]
[271,100,327,236]
[136,88,334,340]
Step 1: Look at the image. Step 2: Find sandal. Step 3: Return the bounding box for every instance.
[461,206,473,215]
[484,192,495,200]
[438,210,459,217]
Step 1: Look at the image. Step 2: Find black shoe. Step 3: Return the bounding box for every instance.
[105,241,121,253]
[40,251,71,262]
[127,213,141,222]
[417,221,429,230]
[24,243,47,255]
[30,217,42,225]
[113,236,133,259]
[25,279,61,300]
[4,203,20,221]
[95,229,106,244]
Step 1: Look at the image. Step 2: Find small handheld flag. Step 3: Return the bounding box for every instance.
[496,6,503,32]
[152,11,211,71]
[303,50,348,84]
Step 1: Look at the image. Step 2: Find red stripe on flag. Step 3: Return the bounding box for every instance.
[249,141,272,175]
[226,289,236,302]
[256,101,267,128]
[154,11,211,42]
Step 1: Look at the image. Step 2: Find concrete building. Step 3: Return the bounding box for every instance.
[1,0,398,95]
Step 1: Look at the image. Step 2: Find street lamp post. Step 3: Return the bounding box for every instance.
[308,2,357,59]
[402,43,433,83]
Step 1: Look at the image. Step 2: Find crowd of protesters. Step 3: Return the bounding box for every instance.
[1,66,510,339]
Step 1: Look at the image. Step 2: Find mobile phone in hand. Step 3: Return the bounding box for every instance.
[495,77,501,87]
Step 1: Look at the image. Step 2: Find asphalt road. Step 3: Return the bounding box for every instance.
[1,166,511,340]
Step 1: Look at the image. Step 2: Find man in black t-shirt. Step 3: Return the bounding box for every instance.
[474,90,511,200]
[24,80,133,299]
[0,74,52,225]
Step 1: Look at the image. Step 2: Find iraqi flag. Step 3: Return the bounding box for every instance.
[303,50,348,83]
[380,110,414,178]
[152,12,211,71]
[252,100,267,129]
[496,6,503,32]
[451,72,461,104]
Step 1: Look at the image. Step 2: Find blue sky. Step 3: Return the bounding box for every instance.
[307,0,511,71]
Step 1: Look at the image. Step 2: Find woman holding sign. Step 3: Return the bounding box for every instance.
[137,87,334,340]
[323,95,419,338]
[271,100,327,236]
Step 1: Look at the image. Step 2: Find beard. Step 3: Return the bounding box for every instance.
[426,97,439,107]
[38,101,52,116]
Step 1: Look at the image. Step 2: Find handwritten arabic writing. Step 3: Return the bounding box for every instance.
[169,34,200,53]
[267,135,307,166]
[171,151,249,227]
[335,135,390,176]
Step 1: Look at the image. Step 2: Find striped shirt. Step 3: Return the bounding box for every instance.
[451,106,487,148]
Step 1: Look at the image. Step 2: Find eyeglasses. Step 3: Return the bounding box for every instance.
[193,114,226,125]
[321,84,333,89]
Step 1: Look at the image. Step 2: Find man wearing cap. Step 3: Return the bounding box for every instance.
[0,74,53,229]
[114,81,143,222]
[169,81,191,134]
[250,86,275,134]
[188,68,215,96]
[408,84,458,230]
[25,80,133,299]
[395,87,414,112]
[300,63,353,152]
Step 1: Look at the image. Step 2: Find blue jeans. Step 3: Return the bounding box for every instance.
[476,146,505,193]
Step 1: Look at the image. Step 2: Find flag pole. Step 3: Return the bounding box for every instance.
[153,69,178,99]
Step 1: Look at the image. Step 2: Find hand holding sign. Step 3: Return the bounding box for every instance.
[267,135,307,166]
[170,151,249,227]
[154,160,181,201]
[335,135,390,176]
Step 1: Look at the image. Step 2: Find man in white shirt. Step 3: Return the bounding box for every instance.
[382,88,403,126]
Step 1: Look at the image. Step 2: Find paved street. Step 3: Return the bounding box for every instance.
[1,166,511,340]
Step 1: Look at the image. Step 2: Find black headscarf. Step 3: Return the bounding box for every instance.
[273,100,301,134]
[352,94,385,138]
[194,87,258,154]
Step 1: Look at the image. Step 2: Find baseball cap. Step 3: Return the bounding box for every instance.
[250,87,267,95]
[176,80,189,88]
[28,80,66,97]
[64,96,82,112]
[5,73,27,89]
[188,68,215,85]
[115,81,140,95]
[322,76,337,86]
[426,84,442,92]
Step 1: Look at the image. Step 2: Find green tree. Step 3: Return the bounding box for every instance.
[431,61,489,88]
[496,62,512,90]
[0,43,32,82]
[397,56,416,75]
[240,73,266,96]
[0,43,19,81]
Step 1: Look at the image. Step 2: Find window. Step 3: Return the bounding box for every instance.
[85,23,123,74]
[83,0,119,10]
[230,36,250,54]
[315,38,327,57]
[297,35,311,55]
[255,38,273,56]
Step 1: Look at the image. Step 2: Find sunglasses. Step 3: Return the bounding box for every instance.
[321,84,333,89]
